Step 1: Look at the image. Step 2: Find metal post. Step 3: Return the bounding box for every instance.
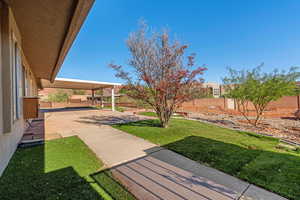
[92,89,95,105]
[101,89,104,108]
[111,86,115,112]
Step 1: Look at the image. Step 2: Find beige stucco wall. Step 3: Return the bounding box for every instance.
[0,4,37,176]
[0,1,3,135]
[0,119,24,176]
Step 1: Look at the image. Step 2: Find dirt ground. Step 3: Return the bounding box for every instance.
[188,110,300,144]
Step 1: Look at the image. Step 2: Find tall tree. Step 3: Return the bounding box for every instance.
[223,65,300,126]
[110,23,206,128]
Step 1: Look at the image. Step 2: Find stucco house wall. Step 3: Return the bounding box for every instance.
[0,4,38,176]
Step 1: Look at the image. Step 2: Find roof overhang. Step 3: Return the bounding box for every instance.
[6,0,94,81]
[41,78,122,90]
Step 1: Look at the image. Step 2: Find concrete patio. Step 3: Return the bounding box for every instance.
[44,108,287,200]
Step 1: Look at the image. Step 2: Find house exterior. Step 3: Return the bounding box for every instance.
[202,82,223,98]
[0,0,94,176]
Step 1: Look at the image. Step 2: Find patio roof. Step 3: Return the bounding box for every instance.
[41,78,122,90]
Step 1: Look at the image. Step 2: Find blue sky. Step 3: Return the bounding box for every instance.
[58,0,300,83]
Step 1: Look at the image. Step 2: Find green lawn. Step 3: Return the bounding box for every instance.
[138,111,158,117]
[113,119,300,200]
[0,136,135,200]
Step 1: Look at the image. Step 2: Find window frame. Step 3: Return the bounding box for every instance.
[213,88,220,96]
[11,34,22,121]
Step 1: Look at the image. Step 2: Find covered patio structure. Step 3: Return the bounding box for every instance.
[41,78,122,111]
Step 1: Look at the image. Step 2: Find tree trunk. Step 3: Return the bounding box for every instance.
[161,120,169,128]
[157,110,170,128]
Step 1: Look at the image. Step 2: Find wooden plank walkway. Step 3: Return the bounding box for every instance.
[112,156,237,200]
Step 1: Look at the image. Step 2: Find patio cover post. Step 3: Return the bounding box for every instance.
[101,89,104,108]
[111,86,115,112]
[92,89,95,105]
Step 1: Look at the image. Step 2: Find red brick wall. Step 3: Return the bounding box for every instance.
[178,96,299,118]
[232,96,299,111]
[267,96,299,110]
[179,98,226,112]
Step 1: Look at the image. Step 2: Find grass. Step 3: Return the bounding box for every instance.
[0,136,135,200]
[113,119,300,200]
[138,111,158,117]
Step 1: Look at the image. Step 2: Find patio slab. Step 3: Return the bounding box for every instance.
[45,109,157,166]
[240,185,288,200]
[61,125,161,167]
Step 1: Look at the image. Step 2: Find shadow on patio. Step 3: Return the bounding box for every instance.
[40,106,98,113]
[75,115,144,125]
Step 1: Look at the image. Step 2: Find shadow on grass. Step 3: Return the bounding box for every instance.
[153,136,300,200]
[119,119,162,127]
[1,112,135,200]
[0,143,104,200]
[91,169,136,200]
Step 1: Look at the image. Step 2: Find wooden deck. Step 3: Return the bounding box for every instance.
[112,156,238,200]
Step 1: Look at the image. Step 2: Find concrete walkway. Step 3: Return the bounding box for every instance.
[45,109,287,200]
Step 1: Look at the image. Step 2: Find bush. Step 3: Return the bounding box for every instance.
[72,89,85,95]
[223,65,300,126]
[48,90,69,102]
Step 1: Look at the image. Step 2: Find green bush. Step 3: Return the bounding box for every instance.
[48,90,69,102]
[72,89,85,95]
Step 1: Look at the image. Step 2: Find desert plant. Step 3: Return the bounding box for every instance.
[47,89,70,102]
[72,89,85,95]
[110,22,206,128]
[223,64,300,126]
[95,89,103,95]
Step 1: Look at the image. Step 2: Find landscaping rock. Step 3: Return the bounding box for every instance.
[189,112,300,144]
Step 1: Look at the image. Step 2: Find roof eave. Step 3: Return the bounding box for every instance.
[50,0,95,82]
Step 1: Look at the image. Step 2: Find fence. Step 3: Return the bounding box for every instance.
[39,101,92,109]
[178,96,299,118]
[178,98,226,112]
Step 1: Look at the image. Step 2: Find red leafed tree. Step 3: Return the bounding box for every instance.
[110,23,206,128]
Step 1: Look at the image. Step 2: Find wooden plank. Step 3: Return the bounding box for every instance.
[128,162,210,200]
[111,169,161,200]
[115,164,184,200]
[143,157,237,199]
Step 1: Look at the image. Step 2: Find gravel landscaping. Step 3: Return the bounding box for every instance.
[188,112,300,145]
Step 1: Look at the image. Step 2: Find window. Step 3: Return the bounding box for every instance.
[23,68,30,97]
[12,39,23,120]
[213,88,220,97]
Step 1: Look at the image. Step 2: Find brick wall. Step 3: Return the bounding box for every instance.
[231,96,299,111]
[178,96,299,118]
[179,98,226,112]
[267,96,299,110]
